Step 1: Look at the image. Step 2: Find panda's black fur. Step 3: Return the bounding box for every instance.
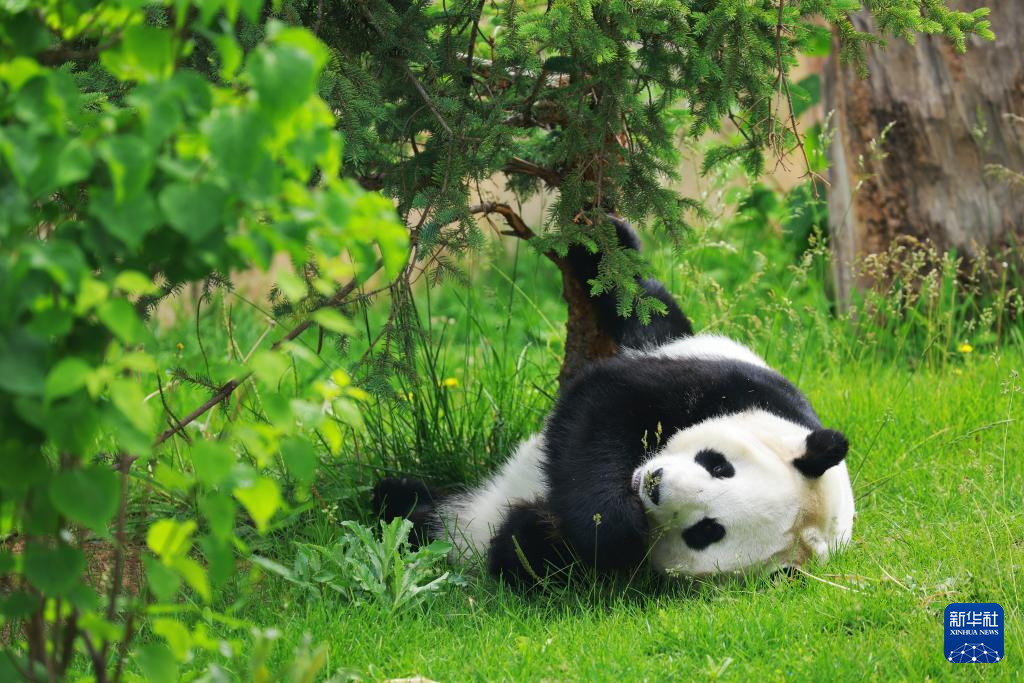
[562,217,693,349]
[373,218,846,586]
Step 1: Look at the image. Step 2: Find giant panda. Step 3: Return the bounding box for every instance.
[373,218,854,586]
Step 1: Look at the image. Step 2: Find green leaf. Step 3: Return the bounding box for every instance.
[0,56,43,91]
[97,299,149,344]
[114,270,160,295]
[23,542,85,595]
[0,652,19,683]
[799,24,833,57]
[198,491,235,540]
[266,23,329,73]
[0,591,41,620]
[79,611,122,643]
[198,535,234,589]
[239,0,264,23]
[0,330,47,397]
[49,466,119,535]
[101,24,176,83]
[172,556,211,603]
[234,476,281,534]
[250,349,289,386]
[791,75,821,119]
[48,138,93,190]
[312,308,355,335]
[331,397,364,430]
[281,437,318,485]
[153,462,193,494]
[143,554,180,602]
[64,582,99,613]
[88,189,161,249]
[44,357,92,403]
[204,107,274,193]
[190,441,235,487]
[97,136,154,203]
[109,378,155,434]
[134,643,178,683]
[246,42,320,121]
[211,26,242,81]
[147,518,197,561]
[153,618,192,660]
[158,181,228,241]
[130,82,184,146]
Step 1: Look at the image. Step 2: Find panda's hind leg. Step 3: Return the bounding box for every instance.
[487,500,573,588]
[371,476,438,549]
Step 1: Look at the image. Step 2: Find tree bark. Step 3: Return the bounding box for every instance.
[556,261,618,386]
[824,0,1024,306]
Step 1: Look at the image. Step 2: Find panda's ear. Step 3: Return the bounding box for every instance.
[793,429,848,479]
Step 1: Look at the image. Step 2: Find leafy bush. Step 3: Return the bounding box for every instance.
[0,1,406,679]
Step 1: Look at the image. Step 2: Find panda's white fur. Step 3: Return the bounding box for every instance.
[625,333,769,369]
[432,433,548,560]
[432,334,855,576]
[636,408,854,576]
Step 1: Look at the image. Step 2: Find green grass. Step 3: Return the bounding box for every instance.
[233,355,1022,681]
[146,199,1023,680]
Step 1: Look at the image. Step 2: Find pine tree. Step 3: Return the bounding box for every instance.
[281,0,992,378]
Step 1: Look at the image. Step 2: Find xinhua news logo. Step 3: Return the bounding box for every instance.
[944,603,1003,664]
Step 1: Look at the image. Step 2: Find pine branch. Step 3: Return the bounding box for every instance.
[502,157,564,188]
[470,202,562,266]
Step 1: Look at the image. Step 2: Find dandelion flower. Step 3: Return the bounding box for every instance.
[442,377,459,388]
[175,342,184,351]
[957,342,974,354]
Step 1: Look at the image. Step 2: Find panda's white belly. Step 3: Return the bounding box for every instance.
[432,433,549,559]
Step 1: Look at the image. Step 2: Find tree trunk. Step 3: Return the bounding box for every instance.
[557,261,618,386]
[824,0,1024,306]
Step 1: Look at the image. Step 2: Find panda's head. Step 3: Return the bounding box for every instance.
[631,409,854,577]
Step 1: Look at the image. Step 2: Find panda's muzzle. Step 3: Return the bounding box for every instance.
[635,467,663,506]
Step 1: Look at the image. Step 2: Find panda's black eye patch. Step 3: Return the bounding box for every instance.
[695,449,734,479]
[682,517,726,550]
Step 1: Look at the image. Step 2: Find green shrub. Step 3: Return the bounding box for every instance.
[0,2,406,679]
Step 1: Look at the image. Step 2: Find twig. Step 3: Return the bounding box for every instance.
[270,261,379,348]
[469,202,565,269]
[154,374,187,437]
[470,202,537,240]
[111,611,135,683]
[152,378,243,447]
[105,454,131,622]
[465,0,486,82]
[153,262,383,448]
[98,453,132,672]
[57,608,79,676]
[401,62,455,138]
[82,633,109,683]
[501,156,564,187]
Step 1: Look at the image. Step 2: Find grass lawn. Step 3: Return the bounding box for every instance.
[140,225,1022,681]
[235,350,1021,681]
